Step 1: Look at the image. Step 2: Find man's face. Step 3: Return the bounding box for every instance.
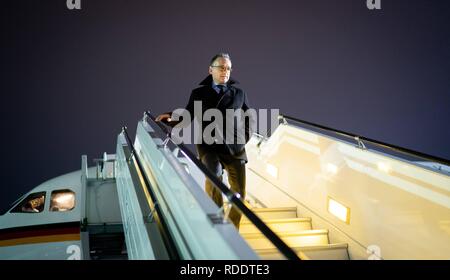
[209,57,232,84]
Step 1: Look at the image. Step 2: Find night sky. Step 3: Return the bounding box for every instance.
[1,0,449,209]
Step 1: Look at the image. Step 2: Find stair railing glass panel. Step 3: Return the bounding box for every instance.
[133,120,259,259]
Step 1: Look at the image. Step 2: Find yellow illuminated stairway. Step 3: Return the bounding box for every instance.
[239,207,350,260]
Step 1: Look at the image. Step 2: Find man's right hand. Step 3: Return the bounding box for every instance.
[155,113,171,122]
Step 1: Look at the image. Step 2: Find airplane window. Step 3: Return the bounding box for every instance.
[10,192,46,214]
[50,190,75,212]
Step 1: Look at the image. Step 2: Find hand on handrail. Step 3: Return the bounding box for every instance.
[155,113,171,122]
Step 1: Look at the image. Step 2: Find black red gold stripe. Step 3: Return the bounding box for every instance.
[0,222,80,247]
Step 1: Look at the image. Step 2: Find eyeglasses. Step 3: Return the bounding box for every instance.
[211,65,232,72]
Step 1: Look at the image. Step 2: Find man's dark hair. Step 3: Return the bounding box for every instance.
[210,53,231,65]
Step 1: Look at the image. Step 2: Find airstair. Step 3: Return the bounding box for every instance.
[112,111,450,260]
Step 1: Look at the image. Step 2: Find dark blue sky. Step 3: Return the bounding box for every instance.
[1,0,449,208]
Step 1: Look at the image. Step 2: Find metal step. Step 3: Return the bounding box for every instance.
[239,217,312,234]
[256,243,349,260]
[240,206,349,260]
[242,229,329,250]
[241,207,298,222]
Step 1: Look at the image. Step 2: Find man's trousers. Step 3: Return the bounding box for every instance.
[198,150,246,228]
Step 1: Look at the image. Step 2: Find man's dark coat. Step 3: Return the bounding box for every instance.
[168,74,254,161]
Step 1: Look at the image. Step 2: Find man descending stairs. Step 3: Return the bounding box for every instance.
[239,207,350,260]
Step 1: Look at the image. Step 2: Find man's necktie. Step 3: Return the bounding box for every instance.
[217,85,225,95]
